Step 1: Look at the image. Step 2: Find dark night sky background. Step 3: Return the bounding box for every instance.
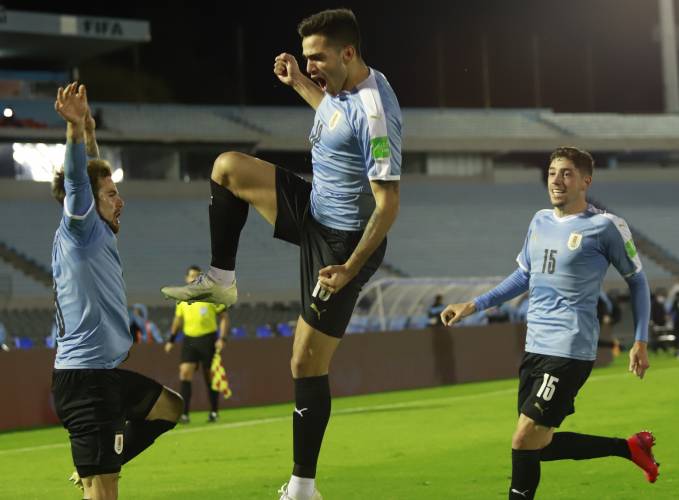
[5,0,672,112]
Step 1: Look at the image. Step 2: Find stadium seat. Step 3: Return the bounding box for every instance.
[230,326,247,339]
[255,325,274,338]
[14,337,34,349]
[44,335,55,349]
[276,322,293,337]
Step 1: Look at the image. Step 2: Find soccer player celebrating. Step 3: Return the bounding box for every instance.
[165,265,230,423]
[441,147,658,499]
[161,8,401,499]
[51,83,183,500]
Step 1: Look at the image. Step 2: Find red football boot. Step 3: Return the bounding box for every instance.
[627,431,659,483]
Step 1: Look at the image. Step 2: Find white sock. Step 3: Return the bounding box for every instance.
[207,266,235,286]
[287,475,315,500]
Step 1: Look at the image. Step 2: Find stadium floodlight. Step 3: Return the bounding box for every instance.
[111,168,124,183]
[12,142,66,182]
[3,107,13,118]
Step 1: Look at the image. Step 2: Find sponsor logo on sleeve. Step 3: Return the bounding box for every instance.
[370,136,390,159]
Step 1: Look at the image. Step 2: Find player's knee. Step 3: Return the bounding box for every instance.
[167,389,184,422]
[512,425,552,450]
[212,151,248,186]
[290,352,314,378]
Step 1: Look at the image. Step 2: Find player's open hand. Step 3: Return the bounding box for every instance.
[55,82,89,125]
[164,342,173,354]
[628,341,650,379]
[274,53,302,86]
[318,264,357,294]
[441,302,477,326]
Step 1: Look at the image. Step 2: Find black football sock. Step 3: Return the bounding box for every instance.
[204,367,219,413]
[122,419,176,464]
[209,179,249,271]
[541,432,631,461]
[509,449,541,499]
[180,380,191,415]
[292,375,331,478]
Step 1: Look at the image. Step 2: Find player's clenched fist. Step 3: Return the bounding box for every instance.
[441,301,477,326]
[274,53,302,86]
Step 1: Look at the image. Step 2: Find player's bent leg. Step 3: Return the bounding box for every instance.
[161,152,278,305]
[537,429,658,483]
[121,387,182,465]
[211,151,278,225]
[283,317,338,500]
[509,414,554,500]
[146,386,183,422]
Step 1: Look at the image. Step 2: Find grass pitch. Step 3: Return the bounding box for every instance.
[1,352,677,499]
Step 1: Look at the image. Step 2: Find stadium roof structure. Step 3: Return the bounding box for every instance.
[0,8,150,65]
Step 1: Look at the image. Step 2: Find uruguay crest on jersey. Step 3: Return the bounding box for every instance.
[567,232,583,250]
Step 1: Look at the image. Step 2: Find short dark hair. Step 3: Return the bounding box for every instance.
[51,159,113,205]
[549,147,594,176]
[297,8,361,56]
[187,265,202,274]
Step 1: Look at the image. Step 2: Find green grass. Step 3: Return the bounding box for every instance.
[1,353,677,499]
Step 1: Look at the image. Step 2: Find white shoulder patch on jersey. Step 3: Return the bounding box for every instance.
[357,71,396,180]
[600,212,642,274]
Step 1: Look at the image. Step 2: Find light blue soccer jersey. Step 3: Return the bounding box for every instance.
[517,205,643,361]
[52,142,132,369]
[309,68,402,231]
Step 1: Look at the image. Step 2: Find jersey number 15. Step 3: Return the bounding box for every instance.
[541,249,557,274]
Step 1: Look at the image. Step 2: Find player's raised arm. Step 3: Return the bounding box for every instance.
[55,83,94,224]
[84,107,100,158]
[274,52,324,110]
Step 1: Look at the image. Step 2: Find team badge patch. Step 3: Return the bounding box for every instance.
[114,433,124,455]
[567,232,582,251]
[328,110,342,130]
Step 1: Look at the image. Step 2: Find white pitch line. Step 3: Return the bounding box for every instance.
[2,364,676,456]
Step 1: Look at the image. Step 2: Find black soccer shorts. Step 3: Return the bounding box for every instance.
[180,333,217,367]
[52,368,163,477]
[517,352,594,428]
[273,167,385,338]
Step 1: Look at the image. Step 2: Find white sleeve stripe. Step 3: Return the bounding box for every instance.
[516,256,529,272]
[63,199,94,220]
[368,174,400,181]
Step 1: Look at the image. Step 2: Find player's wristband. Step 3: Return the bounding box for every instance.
[168,333,178,344]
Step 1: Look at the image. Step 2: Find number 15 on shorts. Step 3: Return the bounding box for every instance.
[536,374,559,401]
